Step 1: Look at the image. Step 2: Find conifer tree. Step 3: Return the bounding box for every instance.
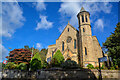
[51,50,64,67]
[103,22,120,67]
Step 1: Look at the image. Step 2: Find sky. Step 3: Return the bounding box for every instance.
[0,1,119,62]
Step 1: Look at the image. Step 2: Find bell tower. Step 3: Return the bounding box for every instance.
[77,7,91,36]
[77,7,92,67]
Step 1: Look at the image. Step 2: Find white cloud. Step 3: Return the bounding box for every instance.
[94,19,104,31]
[33,0,46,11]
[58,27,64,33]
[58,2,112,32]
[33,1,53,30]
[35,15,53,30]
[1,2,25,37]
[36,43,42,50]
[0,44,9,62]
[58,24,67,33]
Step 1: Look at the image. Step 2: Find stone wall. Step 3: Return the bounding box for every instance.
[2,69,120,80]
[91,69,120,79]
[0,72,2,79]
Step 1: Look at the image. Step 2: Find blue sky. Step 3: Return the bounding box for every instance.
[1,2,119,62]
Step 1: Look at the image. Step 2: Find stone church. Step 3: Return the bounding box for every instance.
[46,7,104,67]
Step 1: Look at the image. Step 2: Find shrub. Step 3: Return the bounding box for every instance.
[46,63,51,69]
[101,64,108,70]
[95,67,99,69]
[30,58,41,71]
[119,68,120,70]
[14,64,19,69]
[87,64,94,69]
[41,61,48,69]
[109,65,119,70]
[110,66,115,70]
[2,63,6,69]
[61,60,78,69]
[4,62,17,69]
[50,58,59,67]
[18,63,27,70]
[32,52,41,61]
[50,50,64,67]
[95,65,108,70]
[114,65,119,69]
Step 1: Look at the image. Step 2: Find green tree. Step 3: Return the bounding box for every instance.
[30,58,41,71]
[31,48,40,55]
[18,63,27,70]
[41,61,48,69]
[51,50,64,67]
[40,48,48,62]
[87,64,94,69]
[103,22,120,67]
[24,45,30,50]
[26,46,47,64]
[0,63,4,69]
[31,49,48,68]
[32,52,41,61]
[40,48,48,55]
[4,62,18,69]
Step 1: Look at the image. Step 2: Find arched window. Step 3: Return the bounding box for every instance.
[86,15,88,22]
[52,51,54,57]
[74,39,76,49]
[47,57,51,63]
[85,47,87,55]
[78,18,80,25]
[62,42,64,51]
[67,36,72,43]
[83,28,85,32]
[68,28,69,32]
[82,15,84,22]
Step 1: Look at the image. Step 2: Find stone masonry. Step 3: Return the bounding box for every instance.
[46,7,104,67]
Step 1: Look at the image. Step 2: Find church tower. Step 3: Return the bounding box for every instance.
[77,7,91,36]
[47,7,104,67]
[77,7,93,67]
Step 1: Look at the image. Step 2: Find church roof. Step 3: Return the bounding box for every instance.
[80,7,85,12]
[67,22,78,31]
[77,7,90,17]
[57,22,78,40]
